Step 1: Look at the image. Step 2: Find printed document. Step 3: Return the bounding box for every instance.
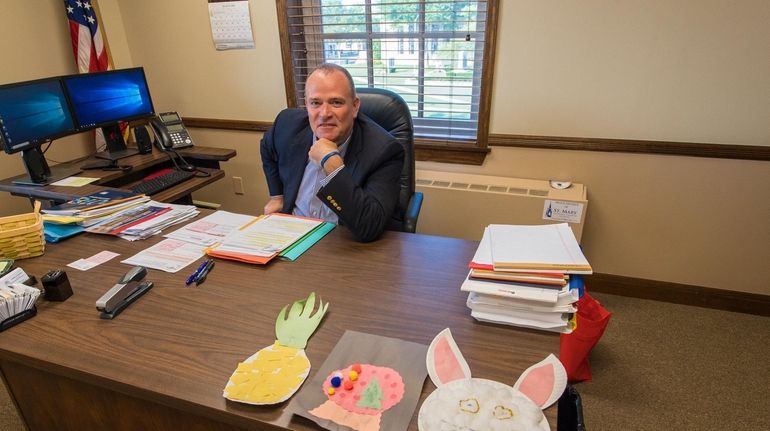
[213,214,323,258]
[121,238,206,273]
[164,210,255,246]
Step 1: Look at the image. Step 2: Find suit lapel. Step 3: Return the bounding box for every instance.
[343,122,363,178]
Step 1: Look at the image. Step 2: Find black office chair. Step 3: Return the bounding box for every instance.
[356,87,423,233]
[557,384,586,431]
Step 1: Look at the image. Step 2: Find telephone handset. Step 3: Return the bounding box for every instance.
[149,111,194,150]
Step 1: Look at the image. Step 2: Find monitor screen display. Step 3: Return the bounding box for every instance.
[63,67,155,130]
[0,78,77,154]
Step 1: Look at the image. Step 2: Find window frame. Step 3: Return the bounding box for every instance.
[276,0,498,165]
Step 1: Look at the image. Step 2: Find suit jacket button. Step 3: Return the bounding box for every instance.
[326,195,333,201]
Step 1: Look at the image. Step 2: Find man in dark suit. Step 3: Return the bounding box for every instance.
[260,63,404,242]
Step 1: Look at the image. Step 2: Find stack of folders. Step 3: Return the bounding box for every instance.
[206,213,335,265]
[461,223,592,333]
[42,189,199,241]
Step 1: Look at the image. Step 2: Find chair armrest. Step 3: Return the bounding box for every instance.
[402,191,423,233]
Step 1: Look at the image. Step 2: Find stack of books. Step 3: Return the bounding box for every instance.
[461,223,592,333]
[42,189,198,241]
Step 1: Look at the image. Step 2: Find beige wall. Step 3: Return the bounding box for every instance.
[2,1,769,295]
[492,0,770,145]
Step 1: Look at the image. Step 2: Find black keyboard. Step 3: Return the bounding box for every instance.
[129,170,195,195]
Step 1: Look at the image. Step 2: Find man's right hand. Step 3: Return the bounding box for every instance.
[263,196,284,215]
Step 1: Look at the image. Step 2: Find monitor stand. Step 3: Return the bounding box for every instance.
[13,147,83,186]
[94,123,139,161]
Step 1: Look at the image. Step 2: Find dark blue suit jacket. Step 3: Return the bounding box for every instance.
[260,108,404,242]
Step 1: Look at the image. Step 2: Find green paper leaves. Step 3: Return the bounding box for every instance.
[275,292,329,349]
[356,378,383,409]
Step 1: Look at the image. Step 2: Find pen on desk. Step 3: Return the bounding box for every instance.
[185,260,209,286]
[195,260,215,286]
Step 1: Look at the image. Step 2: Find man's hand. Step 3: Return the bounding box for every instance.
[309,138,343,174]
[263,196,284,215]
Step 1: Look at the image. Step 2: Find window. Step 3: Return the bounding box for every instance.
[277,0,498,164]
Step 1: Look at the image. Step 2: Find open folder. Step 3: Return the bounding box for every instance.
[206,213,334,264]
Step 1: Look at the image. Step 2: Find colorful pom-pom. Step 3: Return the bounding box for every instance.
[351,363,362,373]
[327,387,335,395]
[343,380,354,390]
[330,376,342,387]
[349,370,359,381]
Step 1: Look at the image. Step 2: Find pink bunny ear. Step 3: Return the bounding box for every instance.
[513,354,567,409]
[426,328,471,387]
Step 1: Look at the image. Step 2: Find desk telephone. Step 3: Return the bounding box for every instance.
[150,112,194,150]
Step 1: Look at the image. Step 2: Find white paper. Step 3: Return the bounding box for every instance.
[213,214,322,257]
[164,210,255,246]
[467,292,577,314]
[488,223,592,273]
[0,268,30,288]
[121,238,206,273]
[470,310,572,334]
[471,227,565,274]
[209,1,255,50]
[460,271,560,304]
[67,251,120,271]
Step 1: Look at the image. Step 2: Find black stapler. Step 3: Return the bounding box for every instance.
[95,266,153,320]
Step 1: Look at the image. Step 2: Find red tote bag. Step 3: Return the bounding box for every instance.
[559,292,612,382]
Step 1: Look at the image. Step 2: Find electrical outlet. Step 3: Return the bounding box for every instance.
[232,176,244,195]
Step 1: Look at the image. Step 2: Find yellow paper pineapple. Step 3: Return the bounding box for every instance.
[223,292,328,404]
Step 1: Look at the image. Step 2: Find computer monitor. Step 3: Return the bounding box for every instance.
[62,67,155,161]
[0,77,82,185]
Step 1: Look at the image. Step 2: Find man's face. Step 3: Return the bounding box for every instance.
[305,69,360,144]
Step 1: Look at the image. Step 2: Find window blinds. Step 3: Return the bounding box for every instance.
[285,0,492,142]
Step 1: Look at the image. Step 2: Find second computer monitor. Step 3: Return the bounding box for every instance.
[62,67,155,160]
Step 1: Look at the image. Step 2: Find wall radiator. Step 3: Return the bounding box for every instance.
[415,170,588,242]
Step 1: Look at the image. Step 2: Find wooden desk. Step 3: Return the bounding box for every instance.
[0,225,559,430]
[0,146,236,204]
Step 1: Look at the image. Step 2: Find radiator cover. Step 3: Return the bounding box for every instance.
[415,170,587,242]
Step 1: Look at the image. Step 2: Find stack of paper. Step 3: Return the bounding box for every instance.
[42,190,199,241]
[42,189,150,224]
[206,213,334,264]
[461,223,591,333]
[121,211,335,273]
[90,201,200,241]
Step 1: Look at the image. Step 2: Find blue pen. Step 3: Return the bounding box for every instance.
[195,260,215,285]
[185,259,209,286]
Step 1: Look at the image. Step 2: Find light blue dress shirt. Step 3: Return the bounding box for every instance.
[291,136,349,223]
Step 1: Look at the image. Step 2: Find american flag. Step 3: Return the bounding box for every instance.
[64,0,108,73]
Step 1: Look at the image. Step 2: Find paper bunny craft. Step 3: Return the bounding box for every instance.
[418,328,567,431]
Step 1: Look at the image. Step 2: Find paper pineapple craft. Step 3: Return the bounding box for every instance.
[418,328,567,431]
[223,292,328,404]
